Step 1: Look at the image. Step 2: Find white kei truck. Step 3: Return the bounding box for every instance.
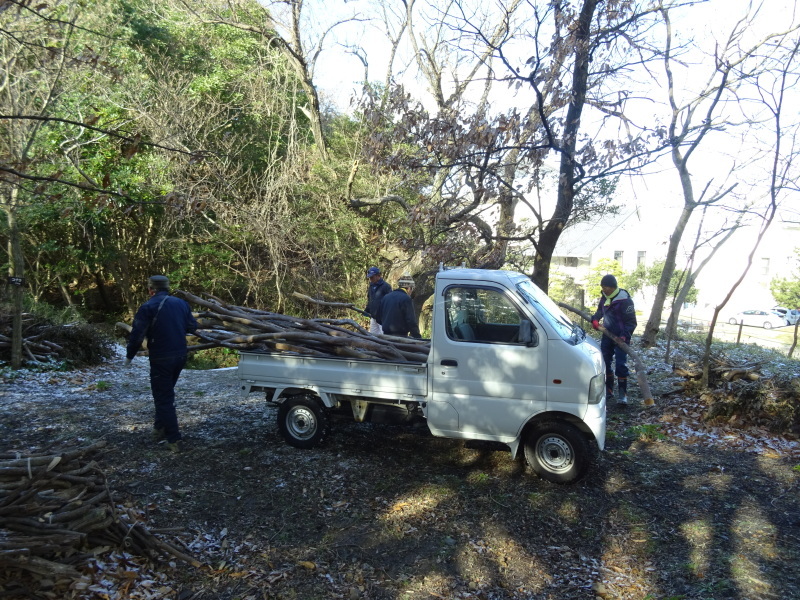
[238,267,606,484]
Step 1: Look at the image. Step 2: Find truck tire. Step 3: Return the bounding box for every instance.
[277,395,330,449]
[524,422,589,484]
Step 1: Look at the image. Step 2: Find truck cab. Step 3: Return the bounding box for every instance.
[426,268,606,482]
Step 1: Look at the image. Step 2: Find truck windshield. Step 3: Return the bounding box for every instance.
[516,279,577,341]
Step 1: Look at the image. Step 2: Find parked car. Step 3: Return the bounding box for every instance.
[727,309,786,329]
[773,307,800,326]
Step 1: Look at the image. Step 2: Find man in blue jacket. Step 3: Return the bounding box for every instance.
[126,275,198,452]
[591,274,637,406]
[376,275,421,338]
[365,266,392,335]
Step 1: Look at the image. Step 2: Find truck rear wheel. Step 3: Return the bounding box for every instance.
[277,395,330,449]
[524,421,589,484]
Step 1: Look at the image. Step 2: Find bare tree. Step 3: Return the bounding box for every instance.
[639,5,800,346]
[700,34,800,386]
[662,206,741,362]
[354,0,665,312]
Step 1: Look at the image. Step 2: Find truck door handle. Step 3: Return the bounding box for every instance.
[440,359,458,367]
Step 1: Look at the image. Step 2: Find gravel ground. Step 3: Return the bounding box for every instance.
[1,343,800,600]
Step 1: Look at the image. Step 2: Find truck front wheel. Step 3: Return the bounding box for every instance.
[524,422,589,484]
[277,395,330,449]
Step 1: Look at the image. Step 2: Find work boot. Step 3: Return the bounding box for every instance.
[166,440,186,454]
[617,377,628,406]
[152,427,167,442]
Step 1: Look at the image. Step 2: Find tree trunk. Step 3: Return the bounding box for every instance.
[6,188,25,369]
[640,185,694,347]
[531,0,597,293]
[93,271,113,311]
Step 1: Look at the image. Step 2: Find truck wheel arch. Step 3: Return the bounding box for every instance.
[515,412,596,457]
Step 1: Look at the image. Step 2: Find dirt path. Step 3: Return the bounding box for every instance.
[1,347,799,600]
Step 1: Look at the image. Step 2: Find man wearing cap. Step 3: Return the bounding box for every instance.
[126,275,198,452]
[591,274,636,406]
[365,266,391,335]
[376,275,422,338]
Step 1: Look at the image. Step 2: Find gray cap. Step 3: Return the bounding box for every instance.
[148,275,170,290]
[398,275,415,289]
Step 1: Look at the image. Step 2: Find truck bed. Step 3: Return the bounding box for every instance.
[238,351,429,402]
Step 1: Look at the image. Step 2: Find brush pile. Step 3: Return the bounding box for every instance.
[0,312,114,366]
[670,354,800,434]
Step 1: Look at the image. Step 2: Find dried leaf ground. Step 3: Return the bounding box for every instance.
[1,340,799,600]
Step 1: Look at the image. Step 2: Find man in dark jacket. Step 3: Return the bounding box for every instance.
[591,274,636,406]
[376,275,421,338]
[365,266,392,335]
[126,275,198,452]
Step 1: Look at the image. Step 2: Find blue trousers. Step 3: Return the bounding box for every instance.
[149,353,187,443]
[600,336,629,397]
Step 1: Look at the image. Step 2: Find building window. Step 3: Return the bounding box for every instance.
[613,250,623,263]
[637,251,646,266]
[760,257,770,276]
[564,257,578,267]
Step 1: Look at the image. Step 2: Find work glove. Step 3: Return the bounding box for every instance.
[124,358,132,367]
[591,320,599,331]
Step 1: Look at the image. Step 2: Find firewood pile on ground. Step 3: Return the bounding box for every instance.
[0,441,200,597]
[173,291,430,363]
[669,354,799,434]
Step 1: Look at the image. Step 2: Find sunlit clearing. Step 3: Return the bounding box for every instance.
[380,485,452,522]
[680,519,712,578]
[730,500,778,598]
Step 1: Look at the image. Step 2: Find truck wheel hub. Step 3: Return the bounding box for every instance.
[537,435,573,472]
[288,407,316,439]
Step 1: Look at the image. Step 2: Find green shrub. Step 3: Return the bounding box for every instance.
[186,346,239,370]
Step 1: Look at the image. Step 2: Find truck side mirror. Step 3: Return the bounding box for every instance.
[519,319,538,346]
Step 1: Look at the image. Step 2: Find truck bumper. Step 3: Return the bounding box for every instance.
[584,399,606,451]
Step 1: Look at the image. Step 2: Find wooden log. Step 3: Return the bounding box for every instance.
[557,302,654,406]
[292,291,370,317]
[0,554,82,577]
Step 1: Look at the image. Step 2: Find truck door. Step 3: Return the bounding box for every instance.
[428,285,547,440]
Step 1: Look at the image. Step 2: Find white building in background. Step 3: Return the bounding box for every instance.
[551,206,800,317]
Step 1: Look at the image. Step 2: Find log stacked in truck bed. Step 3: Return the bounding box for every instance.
[173,291,430,363]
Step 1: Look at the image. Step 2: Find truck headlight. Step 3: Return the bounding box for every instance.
[588,373,604,405]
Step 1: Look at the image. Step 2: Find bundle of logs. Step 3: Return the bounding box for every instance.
[0,441,200,585]
[169,290,431,363]
[0,318,64,363]
[672,355,762,388]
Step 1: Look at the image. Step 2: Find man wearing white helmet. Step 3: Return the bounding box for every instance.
[375,275,421,338]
